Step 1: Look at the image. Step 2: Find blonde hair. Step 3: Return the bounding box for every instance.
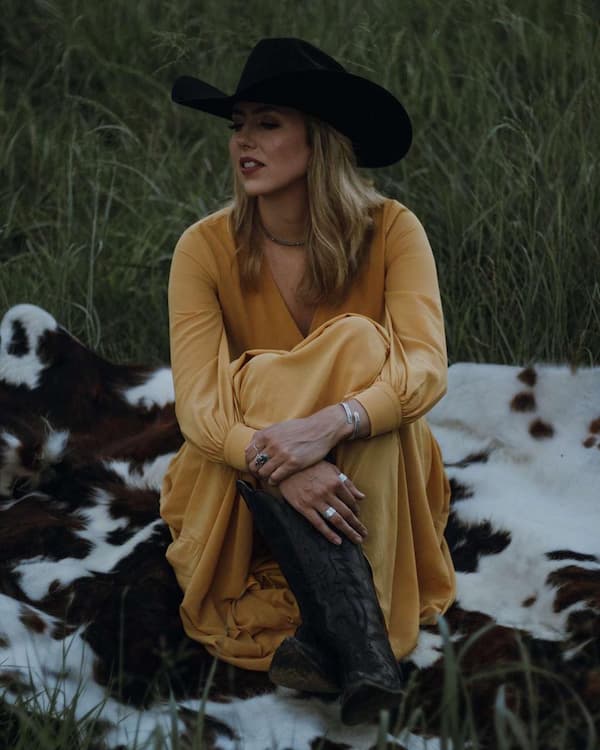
[228,116,385,304]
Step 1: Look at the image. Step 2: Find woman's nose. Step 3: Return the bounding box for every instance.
[236,125,258,149]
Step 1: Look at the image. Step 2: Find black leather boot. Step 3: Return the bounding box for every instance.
[237,480,403,725]
[239,481,341,693]
[269,623,341,694]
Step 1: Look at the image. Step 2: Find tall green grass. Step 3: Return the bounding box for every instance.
[1,0,598,364]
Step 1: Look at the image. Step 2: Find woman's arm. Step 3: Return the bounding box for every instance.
[351,202,448,434]
[168,224,255,470]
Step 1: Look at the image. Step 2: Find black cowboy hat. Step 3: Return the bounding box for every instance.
[171,37,412,168]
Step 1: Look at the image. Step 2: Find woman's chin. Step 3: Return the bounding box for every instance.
[241,184,268,197]
[242,179,308,201]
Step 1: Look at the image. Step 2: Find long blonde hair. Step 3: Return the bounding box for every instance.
[228,115,385,304]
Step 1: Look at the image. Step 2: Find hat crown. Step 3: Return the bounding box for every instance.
[235,38,345,93]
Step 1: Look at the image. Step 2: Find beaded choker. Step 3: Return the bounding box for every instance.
[260,221,306,247]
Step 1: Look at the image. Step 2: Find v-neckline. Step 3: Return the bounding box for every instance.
[263,257,320,340]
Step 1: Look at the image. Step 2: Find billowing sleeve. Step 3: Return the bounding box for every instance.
[168,226,255,471]
[353,204,448,436]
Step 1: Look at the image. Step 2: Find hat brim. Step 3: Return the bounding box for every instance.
[171,70,411,168]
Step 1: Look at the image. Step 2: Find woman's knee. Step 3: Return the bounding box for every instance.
[328,314,384,338]
[234,315,389,417]
[326,315,389,364]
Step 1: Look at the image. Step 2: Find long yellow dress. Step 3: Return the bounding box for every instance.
[160,198,456,670]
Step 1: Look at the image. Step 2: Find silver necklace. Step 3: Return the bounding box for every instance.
[260,221,306,247]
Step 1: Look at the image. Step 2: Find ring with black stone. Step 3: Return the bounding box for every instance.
[255,452,269,468]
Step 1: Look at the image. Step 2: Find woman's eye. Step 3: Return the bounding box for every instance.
[228,121,279,132]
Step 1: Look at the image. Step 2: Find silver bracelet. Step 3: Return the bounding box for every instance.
[339,401,353,425]
[340,401,360,440]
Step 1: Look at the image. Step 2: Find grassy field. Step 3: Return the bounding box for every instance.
[1,0,598,366]
[1,1,599,748]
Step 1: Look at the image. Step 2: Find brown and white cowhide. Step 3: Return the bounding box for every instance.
[0,304,598,750]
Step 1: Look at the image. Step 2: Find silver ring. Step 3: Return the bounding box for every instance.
[338,473,348,483]
[255,452,269,468]
[323,506,337,520]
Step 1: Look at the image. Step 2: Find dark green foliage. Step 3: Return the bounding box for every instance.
[1,0,598,365]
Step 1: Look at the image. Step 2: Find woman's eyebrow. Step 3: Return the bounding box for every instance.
[231,105,279,116]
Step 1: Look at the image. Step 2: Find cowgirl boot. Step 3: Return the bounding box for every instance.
[269,622,341,694]
[238,481,341,694]
[237,480,403,725]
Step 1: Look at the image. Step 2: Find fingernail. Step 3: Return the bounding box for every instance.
[334,537,342,545]
[358,491,366,497]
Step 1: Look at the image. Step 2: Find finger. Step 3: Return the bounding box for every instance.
[246,452,261,473]
[333,469,365,501]
[245,446,259,464]
[268,461,301,485]
[323,502,367,543]
[256,454,286,482]
[247,442,268,471]
[306,509,342,546]
[334,479,361,515]
[259,450,302,483]
[331,473,367,515]
[331,494,368,537]
[252,445,275,474]
[246,434,265,457]
[340,475,366,500]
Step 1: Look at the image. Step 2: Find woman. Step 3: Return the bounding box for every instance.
[161,38,455,725]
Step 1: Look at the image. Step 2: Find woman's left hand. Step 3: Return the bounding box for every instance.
[245,406,351,484]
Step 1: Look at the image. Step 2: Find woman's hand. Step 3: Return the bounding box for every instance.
[245,405,352,484]
[275,460,368,545]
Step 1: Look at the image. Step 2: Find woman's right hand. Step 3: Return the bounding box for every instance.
[276,461,368,545]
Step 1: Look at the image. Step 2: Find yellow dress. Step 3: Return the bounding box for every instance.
[160,198,456,670]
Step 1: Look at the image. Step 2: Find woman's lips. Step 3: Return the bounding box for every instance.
[240,158,265,176]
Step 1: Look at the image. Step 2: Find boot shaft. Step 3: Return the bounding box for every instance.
[237,482,401,685]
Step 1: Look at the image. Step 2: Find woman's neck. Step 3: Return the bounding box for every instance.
[257,183,309,245]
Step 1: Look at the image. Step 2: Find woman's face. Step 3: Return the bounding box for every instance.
[228,101,311,199]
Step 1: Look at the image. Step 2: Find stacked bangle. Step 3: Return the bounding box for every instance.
[340,401,361,440]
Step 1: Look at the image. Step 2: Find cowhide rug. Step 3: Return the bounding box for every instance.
[0,304,598,750]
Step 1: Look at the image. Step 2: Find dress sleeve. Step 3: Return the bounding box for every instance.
[352,203,448,436]
[168,226,255,471]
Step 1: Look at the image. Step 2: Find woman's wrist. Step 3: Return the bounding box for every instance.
[308,405,353,447]
[324,400,371,445]
[338,399,370,441]
[332,403,355,443]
